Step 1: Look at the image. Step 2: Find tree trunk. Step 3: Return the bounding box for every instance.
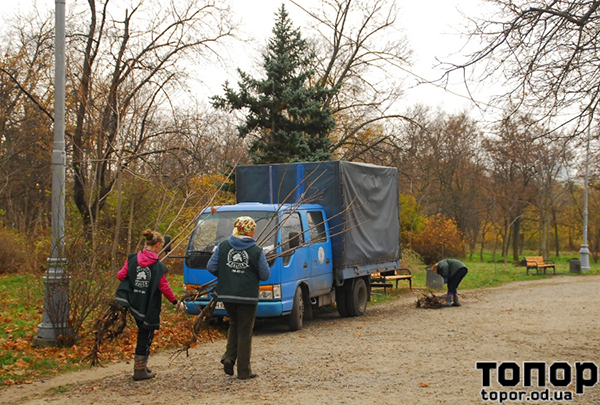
[512,217,521,262]
[502,219,509,258]
[479,227,487,262]
[127,195,135,254]
[551,208,558,256]
[111,165,123,269]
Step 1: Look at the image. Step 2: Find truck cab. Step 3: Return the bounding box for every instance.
[182,202,333,330]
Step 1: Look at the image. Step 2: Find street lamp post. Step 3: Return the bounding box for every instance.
[579,120,592,271]
[33,0,71,347]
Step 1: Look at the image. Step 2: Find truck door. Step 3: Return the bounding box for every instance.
[279,212,309,310]
[306,210,333,296]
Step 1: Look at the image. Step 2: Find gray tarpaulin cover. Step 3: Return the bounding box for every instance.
[236,161,401,271]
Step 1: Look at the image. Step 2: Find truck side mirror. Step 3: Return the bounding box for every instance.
[163,235,172,253]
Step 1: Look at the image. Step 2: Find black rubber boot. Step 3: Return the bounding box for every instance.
[133,355,155,381]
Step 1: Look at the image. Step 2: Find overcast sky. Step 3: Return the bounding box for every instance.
[4,0,494,116]
[222,0,493,115]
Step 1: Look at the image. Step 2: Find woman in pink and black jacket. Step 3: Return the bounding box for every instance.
[116,229,179,381]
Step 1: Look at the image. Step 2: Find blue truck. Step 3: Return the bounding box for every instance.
[182,161,401,330]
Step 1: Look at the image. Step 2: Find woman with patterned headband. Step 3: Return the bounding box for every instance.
[207,216,271,380]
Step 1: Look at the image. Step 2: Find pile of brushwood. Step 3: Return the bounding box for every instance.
[416,291,446,309]
[171,280,219,359]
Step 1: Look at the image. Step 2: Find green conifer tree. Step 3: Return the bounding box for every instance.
[211,4,336,164]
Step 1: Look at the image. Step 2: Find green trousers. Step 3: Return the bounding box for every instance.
[222,302,257,378]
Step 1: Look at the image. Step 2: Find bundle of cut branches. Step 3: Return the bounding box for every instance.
[416,291,446,309]
[85,299,130,366]
[171,279,218,359]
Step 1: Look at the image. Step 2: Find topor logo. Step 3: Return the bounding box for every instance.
[476,361,598,395]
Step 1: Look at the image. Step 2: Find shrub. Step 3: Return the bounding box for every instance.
[0,226,35,274]
[400,248,424,270]
[399,194,425,249]
[411,214,465,265]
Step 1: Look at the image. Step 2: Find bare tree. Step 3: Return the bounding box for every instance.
[0,10,55,235]
[403,111,487,252]
[528,136,570,257]
[483,113,546,260]
[0,1,240,345]
[445,0,600,132]
[292,0,414,159]
[65,0,237,237]
[427,113,487,258]
[107,105,246,266]
[152,107,250,190]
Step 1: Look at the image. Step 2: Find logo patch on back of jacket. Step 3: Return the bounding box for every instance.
[227,249,249,273]
[134,266,151,290]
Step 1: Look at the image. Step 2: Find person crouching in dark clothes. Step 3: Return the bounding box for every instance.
[207,216,271,380]
[433,258,468,307]
[116,229,179,381]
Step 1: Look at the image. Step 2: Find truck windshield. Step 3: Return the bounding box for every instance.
[189,211,277,254]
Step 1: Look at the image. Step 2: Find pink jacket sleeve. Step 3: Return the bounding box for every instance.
[117,259,129,281]
[159,274,177,304]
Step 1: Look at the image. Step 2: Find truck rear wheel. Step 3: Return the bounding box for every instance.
[347,278,368,317]
[288,286,304,331]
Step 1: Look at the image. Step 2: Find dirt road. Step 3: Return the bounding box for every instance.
[3,275,600,404]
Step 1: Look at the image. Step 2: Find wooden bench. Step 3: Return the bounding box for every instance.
[524,256,556,275]
[384,268,413,291]
[370,268,413,295]
[369,274,393,295]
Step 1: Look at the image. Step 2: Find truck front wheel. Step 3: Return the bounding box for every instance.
[336,286,350,318]
[347,278,368,317]
[288,286,304,331]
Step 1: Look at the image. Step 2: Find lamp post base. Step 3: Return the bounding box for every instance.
[579,244,591,271]
[32,335,59,348]
[34,258,71,347]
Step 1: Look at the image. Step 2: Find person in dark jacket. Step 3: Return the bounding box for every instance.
[433,258,468,307]
[116,229,180,381]
[207,216,270,380]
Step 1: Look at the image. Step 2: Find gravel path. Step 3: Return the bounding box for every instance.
[3,275,600,404]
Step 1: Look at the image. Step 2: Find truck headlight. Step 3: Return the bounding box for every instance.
[259,284,281,299]
[184,284,209,298]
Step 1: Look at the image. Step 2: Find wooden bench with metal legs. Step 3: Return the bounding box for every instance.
[524,256,556,275]
[370,268,413,295]
[384,268,413,291]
